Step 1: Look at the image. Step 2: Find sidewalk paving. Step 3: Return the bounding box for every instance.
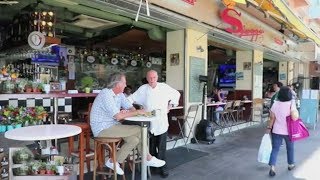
[151,123,320,180]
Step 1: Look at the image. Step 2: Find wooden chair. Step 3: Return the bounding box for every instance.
[93,137,124,180]
[68,103,94,180]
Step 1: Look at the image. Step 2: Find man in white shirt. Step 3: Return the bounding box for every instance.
[128,70,180,178]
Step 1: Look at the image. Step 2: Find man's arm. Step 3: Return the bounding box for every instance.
[166,85,181,107]
[114,108,146,121]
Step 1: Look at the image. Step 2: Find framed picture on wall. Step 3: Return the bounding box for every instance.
[243,62,252,70]
[170,53,180,66]
[236,72,244,80]
[280,73,286,80]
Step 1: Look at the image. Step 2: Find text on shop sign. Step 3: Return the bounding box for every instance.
[220,8,264,41]
[182,0,196,5]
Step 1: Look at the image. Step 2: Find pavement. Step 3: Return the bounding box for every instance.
[151,122,320,180]
[2,121,320,180]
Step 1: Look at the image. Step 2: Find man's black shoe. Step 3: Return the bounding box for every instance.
[160,170,169,178]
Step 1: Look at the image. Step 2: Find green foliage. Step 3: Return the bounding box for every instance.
[81,76,94,89]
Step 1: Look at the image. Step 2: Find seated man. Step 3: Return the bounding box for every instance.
[90,72,165,175]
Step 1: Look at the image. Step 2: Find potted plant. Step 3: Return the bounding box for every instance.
[46,164,57,175]
[81,76,94,93]
[37,83,44,93]
[30,161,42,175]
[55,158,65,175]
[12,148,33,164]
[32,82,39,92]
[16,79,27,93]
[25,81,33,93]
[0,118,8,132]
[38,162,46,175]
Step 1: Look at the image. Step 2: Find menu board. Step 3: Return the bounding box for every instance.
[189,56,205,102]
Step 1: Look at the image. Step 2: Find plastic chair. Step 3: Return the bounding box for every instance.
[172,104,201,150]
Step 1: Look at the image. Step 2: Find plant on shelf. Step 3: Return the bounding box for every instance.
[12,148,33,164]
[38,162,46,175]
[30,161,42,175]
[25,81,33,93]
[0,106,48,127]
[81,76,94,93]
[16,79,28,93]
[46,164,57,175]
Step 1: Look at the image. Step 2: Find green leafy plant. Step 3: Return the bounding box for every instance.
[81,76,94,90]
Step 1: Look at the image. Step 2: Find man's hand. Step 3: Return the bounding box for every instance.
[120,109,129,114]
[137,109,147,116]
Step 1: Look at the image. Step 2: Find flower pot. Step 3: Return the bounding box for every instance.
[6,125,14,131]
[57,166,64,175]
[0,125,6,132]
[23,121,29,127]
[46,169,54,175]
[15,124,22,128]
[85,87,91,93]
[39,169,46,175]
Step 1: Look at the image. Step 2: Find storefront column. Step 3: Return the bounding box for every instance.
[166,29,207,138]
[287,62,294,84]
[252,50,263,99]
[235,50,263,99]
[236,51,253,91]
[304,62,310,88]
[279,62,288,85]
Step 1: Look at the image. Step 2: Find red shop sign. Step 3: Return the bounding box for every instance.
[182,0,196,5]
[274,37,284,45]
[220,8,264,41]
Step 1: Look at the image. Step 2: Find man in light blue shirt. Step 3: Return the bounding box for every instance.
[90,72,165,175]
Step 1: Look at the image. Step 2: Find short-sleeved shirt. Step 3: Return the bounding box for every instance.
[271,100,296,135]
[90,88,133,137]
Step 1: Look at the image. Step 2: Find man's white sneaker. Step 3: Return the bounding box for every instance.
[105,158,124,175]
[146,157,166,167]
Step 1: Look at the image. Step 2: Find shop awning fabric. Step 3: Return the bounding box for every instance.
[271,0,320,45]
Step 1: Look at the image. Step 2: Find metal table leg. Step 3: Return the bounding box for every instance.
[141,124,148,180]
[53,97,58,147]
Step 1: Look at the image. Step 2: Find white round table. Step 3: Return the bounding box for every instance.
[5,124,82,141]
[5,124,82,155]
[124,116,155,180]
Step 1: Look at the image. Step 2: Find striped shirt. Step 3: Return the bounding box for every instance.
[90,88,133,137]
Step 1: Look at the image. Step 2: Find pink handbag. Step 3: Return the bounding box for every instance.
[286,116,309,142]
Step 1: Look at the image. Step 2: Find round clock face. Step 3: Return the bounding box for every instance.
[28,31,45,49]
[31,34,41,45]
[87,56,95,63]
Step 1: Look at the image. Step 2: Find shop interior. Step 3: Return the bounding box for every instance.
[207,41,280,100]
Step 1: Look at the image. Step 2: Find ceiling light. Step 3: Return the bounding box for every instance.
[0,1,19,5]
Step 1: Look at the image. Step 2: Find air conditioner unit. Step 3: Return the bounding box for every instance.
[296,41,320,61]
[71,14,120,29]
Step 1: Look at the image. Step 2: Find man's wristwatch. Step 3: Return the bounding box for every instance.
[267,126,272,129]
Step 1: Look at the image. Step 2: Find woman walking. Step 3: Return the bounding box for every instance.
[266,86,296,177]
